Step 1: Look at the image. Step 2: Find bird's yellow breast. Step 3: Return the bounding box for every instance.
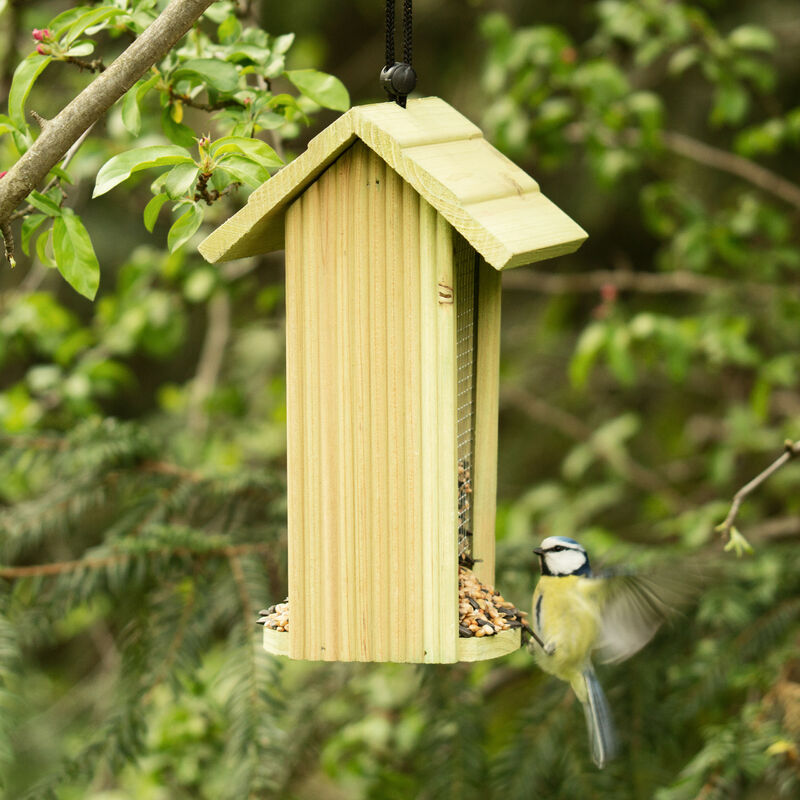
[532,575,602,683]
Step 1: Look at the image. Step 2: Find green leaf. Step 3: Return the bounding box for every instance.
[711,82,749,126]
[722,526,755,557]
[121,86,142,135]
[61,7,124,46]
[167,205,203,252]
[668,46,700,76]
[210,136,283,166]
[8,54,52,127]
[171,59,240,94]
[21,214,47,256]
[163,163,199,198]
[137,73,160,102]
[606,324,636,385]
[161,106,196,147]
[53,214,100,299]
[47,164,74,184]
[286,69,349,111]
[27,190,62,217]
[218,15,242,44]
[35,227,55,267]
[729,25,776,52]
[93,145,194,197]
[143,193,169,232]
[273,33,295,54]
[570,322,608,388]
[216,155,270,188]
[65,41,95,57]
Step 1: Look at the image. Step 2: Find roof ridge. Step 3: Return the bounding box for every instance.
[199,97,586,268]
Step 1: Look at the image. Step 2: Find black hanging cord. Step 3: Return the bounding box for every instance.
[385,0,395,67]
[380,0,416,108]
[402,0,412,65]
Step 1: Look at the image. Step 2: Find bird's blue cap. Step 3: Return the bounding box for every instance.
[548,536,581,546]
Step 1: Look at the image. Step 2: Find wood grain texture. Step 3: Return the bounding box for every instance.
[284,142,458,662]
[269,623,521,662]
[456,628,521,662]
[199,97,587,270]
[199,114,356,263]
[471,258,502,586]
[262,626,290,658]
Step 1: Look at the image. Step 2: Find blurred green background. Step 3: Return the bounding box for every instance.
[1,1,799,798]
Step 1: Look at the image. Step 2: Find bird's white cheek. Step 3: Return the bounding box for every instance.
[546,550,587,575]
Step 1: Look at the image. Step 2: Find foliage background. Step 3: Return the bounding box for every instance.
[1,0,800,798]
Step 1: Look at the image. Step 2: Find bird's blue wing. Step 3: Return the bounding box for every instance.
[590,569,690,664]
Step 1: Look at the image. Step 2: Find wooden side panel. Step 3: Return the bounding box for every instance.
[472,259,502,586]
[285,141,457,662]
[424,204,458,664]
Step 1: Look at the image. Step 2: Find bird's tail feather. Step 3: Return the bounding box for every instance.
[581,668,618,769]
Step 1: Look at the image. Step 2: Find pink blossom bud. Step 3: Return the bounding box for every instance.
[600,284,618,303]
[0,171,7,179]
[36,43,48,55]
[32,28,51,42]
[560,47,577,64]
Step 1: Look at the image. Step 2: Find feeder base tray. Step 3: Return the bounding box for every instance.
[261,625,521,663]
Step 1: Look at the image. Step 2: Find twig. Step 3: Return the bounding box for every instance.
[0,0,216,245]
[501,385,687,511]
[717,439,800,541]
[0,221,15,268]
[168,86,241,112]
[63,56,106,73]
[661,130,800,213]
[0,542,273,580]
[749,516,800,542]
[188,290,231,432]
[501,268,785,300]
[568,122,800,214]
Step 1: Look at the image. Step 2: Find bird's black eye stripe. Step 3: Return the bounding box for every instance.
[551,546,564,552]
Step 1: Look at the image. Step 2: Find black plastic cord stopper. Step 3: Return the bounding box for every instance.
[380,62,417,102]
[382,0,415,108]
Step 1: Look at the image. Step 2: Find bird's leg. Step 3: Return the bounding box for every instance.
[543,640,557,656]
[522,622,546,650]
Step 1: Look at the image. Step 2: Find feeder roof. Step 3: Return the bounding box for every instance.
[198,97,587,270]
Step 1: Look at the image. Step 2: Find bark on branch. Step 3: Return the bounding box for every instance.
[0,0,215,248]
[661,130,800,213]
[501,268,786,299]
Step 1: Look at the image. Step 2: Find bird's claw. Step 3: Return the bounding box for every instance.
[543,641,557,656]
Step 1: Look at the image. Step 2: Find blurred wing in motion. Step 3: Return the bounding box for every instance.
[591,569,695,664]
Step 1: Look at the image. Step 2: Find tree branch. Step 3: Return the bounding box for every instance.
[0,542,272,580]
[717,439,800,542]
[0,0,215,259]
[660,130,800,212]
[501,385,687,511]
[501,268,785,299]
[188,290,231,432]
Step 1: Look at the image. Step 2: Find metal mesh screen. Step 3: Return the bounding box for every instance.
[455,237,479,559]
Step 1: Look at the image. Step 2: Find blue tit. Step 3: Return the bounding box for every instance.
[531,535,685,768]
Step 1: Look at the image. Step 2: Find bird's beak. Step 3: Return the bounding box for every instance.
[533,547,544,556]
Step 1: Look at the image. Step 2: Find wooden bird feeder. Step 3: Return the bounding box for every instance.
[199,97,587,663]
